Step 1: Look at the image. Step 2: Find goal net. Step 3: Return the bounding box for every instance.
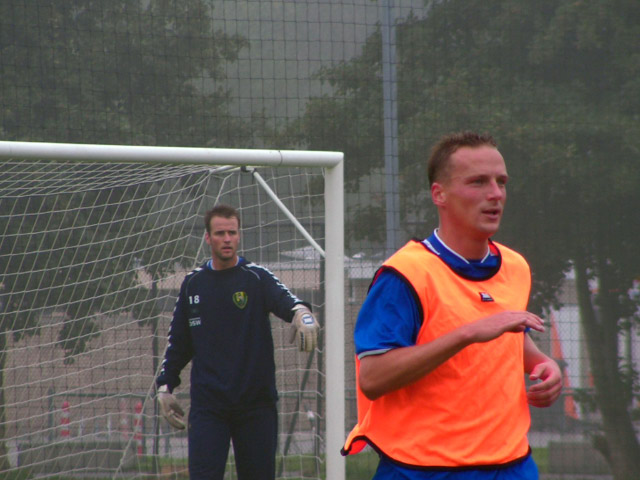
[0,142,344,479]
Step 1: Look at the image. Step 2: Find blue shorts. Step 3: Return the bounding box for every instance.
[372,454,539,480]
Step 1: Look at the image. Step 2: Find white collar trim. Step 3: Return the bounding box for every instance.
[432,229,491,263]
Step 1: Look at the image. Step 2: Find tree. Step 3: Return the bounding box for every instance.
[0,0,248,469]
[0,0,249,146]
[290,1,640,478]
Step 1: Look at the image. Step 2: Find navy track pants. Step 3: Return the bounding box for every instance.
[188,402,278,480]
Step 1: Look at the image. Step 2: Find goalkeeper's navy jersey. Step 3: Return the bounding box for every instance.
[157,257,304,409]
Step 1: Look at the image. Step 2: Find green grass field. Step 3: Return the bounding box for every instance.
[3,447,548,479]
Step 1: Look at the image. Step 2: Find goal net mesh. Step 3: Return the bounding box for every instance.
[0,157,326,479]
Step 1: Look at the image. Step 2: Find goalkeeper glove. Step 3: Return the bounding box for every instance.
[288,305,319,352]
[157,384,186,430]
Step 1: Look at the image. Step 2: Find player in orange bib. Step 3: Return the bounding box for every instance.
[342,132,563,479]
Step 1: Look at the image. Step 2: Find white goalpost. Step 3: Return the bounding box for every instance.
[0,141,345,480]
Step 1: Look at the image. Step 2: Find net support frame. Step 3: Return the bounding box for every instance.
[0,140,346,480]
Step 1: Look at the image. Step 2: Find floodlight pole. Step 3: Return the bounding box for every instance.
[380,0,401,258]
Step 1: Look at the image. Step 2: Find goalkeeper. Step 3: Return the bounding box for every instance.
[156,204,319,480]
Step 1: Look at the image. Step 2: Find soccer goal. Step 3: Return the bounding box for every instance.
[0,141,345,480]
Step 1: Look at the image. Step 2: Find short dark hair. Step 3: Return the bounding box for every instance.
[427,131,497,186]
[204,204,241,234]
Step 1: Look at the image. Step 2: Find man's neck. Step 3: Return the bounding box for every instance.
[435,227,490,261]
[209,256,239,270]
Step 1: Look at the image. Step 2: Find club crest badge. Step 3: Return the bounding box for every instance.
[233,291,248,309]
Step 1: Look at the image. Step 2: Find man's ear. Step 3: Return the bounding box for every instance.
[431,182,446,206]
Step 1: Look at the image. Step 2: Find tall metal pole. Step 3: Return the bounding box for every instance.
[380,0,401,258]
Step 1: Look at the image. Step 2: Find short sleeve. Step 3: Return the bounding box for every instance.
[354,270,421,358]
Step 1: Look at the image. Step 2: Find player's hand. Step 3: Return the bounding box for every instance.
[157,385,186,430]
[288,305,319,352]
[527,360,563,408]
[468,310,545,344]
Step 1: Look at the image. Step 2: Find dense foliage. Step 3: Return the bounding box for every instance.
[290,1,640,478]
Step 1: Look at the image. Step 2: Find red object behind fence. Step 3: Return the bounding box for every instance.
[60,400,71,438]
[133,401,143,456]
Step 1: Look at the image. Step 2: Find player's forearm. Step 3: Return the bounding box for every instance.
[358,326,474,400]
[159,324,192,388]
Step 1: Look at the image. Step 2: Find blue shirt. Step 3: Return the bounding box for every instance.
[355,230,500,359]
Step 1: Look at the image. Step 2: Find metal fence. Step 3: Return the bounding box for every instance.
[1,1,639,478]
